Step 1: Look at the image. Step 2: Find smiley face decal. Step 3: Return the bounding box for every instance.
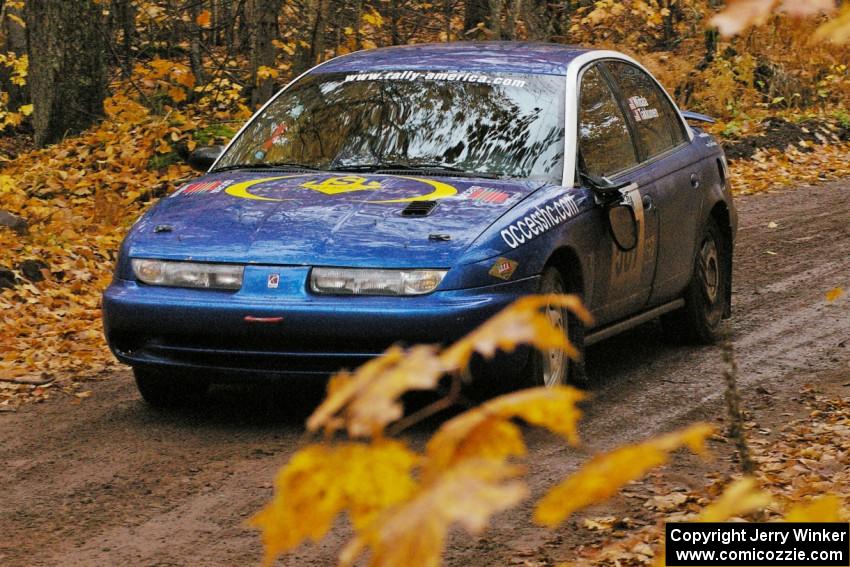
[223,174,457,203]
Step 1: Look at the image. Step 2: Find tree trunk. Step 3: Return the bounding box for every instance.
[464,0,490,33]
[0,0,28,112]
[188,0,207,85]
[250,0,283,106]
[111,0,135,77]
[25,0,107,146]
[293,0,328,75]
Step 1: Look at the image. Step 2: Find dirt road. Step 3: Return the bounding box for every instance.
[1,180,848,567]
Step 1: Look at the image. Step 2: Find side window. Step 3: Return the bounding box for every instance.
[578,65,638,178]
[605,61,687,159]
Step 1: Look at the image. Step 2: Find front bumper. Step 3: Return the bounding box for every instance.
[102,265,539,378]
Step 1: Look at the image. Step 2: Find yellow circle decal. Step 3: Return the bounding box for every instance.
[224,175,304,201]
[223,174,457,203]
[368,176,457,203]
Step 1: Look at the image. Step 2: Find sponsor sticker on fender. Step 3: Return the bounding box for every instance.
[171,179,233,197]
[489,257,519,280]
[458,186,519,206]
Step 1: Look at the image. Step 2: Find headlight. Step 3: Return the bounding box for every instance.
[310,267,447,296]
[131,259,244,290]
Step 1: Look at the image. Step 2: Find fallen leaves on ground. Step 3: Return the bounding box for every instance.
[728,141,850,195]
[0,67,241,408]
[560,386,850,567]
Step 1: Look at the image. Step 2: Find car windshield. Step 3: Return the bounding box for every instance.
[216,70,566,183]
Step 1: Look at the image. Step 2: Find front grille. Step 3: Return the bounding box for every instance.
[118,333,393,375]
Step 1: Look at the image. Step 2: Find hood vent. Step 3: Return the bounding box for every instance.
[401,200,438,217]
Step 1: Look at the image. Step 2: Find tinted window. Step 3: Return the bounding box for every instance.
[217,71,565,183]
[578,65,638,178]
[605,61,686,159]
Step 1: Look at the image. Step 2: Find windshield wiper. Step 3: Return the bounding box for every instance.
[333,162,500,179]
[212,162,324,173]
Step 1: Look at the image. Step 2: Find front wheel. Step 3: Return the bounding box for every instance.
[661,218,730,344]
[133,367,209,408]
[526,267,586,388]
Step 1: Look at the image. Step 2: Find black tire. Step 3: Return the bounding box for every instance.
[526,266,587,388]
[133,367,209,408]
[661,217,730,344]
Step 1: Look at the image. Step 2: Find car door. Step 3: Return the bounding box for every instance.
[602,61,700,306]
[577,64,660,324]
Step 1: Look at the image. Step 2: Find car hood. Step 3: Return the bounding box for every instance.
[127,170,546,268]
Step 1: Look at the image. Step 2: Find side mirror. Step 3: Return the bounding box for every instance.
[580,172,634,203]
[608,204,638,251]
[187,145,224,172]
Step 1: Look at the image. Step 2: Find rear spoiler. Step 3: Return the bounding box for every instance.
[681,110,716,124]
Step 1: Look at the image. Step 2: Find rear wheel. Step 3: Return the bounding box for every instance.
[526,267,586,388]
[133,367,209,408]
[661,218,730,343]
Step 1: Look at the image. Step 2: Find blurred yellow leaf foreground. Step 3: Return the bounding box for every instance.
[251,295,847,566]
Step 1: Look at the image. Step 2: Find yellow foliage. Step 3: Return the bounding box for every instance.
[133,58,196,104]
[713,0,836,37]
[362,8,384,28]
[814,4,850,43]
[250,440,418,566]
[167,86,187,103]
[339,459,527,567]
[826,287,844,302]
[195,9,211,27]
[256,66,280,81]
[783,495,846,522]
[425,386,585,476]
[307,344,447,438]
[697,477,772,521]
[308,295,588,438]
[440,294,592,371]
[534,424,714,527]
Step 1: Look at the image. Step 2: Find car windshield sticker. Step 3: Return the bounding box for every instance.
[458,186,519,206]
[628,95,659,122]
[500,195,580,249]
[343,70,528,88]
[489,257,519,280]
[262,123,288,152]
[222,174,457,203]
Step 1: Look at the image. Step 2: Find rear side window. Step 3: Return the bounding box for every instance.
[578,65,638,178]
[604,61,686,160]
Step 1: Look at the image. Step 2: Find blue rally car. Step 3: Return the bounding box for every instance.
[103,42,736,406]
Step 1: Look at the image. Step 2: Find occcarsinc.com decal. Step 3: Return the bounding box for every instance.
[501,195,580,248]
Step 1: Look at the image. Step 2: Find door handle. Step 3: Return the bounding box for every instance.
[690,173,700,189]
[642,194,653,210]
